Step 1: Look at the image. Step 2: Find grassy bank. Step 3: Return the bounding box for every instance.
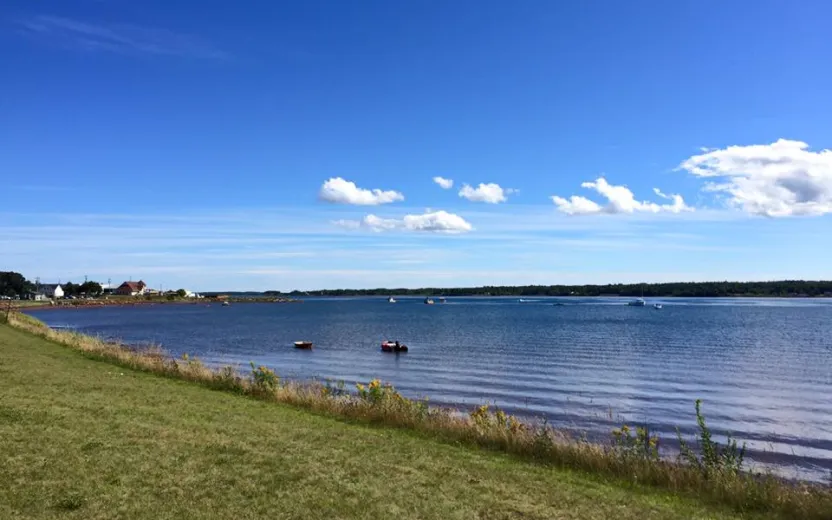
[2,313,830,518]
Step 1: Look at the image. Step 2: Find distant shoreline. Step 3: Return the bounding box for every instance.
[251,280,832,299]
[15,293,830,312]
[13,296,300,311]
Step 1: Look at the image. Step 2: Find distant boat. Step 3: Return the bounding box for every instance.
[387,296,396,303]
[439,297,447,304]
[628,286,646,307]
[221,301,231,307]
[294,341,313,349]
[653,303,663,309]
[381,340,408,352]
[424,297,435,305]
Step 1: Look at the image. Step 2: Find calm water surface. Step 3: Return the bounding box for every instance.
[28,297,832,481]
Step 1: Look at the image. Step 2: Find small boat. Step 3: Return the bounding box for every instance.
[221,301,231,307]
[439,297,446,304]
[387,296,396,303]
[294,341,313,349]
[381,340,408,353]
[424,297,435,305]
[653,303,663,309]
[628,286,646,307]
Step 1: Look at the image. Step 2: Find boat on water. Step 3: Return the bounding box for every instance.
[221,301,231,307]
[628,286,646,307]
[653,303,663,309]
[381,340,408,353]
[424,297,435,305]
[439,297,446,304]
[387,296,396,303]
[294,341,313,349]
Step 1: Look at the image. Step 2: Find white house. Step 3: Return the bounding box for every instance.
[36,284,64,299]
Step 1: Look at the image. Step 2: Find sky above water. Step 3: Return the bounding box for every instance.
[2,0,832,291]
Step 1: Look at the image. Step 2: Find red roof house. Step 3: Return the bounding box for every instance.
[115,280,147,296]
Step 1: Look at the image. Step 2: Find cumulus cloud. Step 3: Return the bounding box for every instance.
[458,183,513,203]
[319,177,404,205]
[678,139,832,217]
[336,210,473,234]
[432,176,454,189]
[551,178,692,216]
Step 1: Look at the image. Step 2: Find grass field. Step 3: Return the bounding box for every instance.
[0,324,773,520]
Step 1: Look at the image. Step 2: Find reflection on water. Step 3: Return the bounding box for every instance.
[29,296,832,481]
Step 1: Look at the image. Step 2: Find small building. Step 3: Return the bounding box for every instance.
[115,280,147,296]
[35,284,64,299]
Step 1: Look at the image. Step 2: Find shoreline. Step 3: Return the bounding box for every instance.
[2,310,830,518]
[9,296,301,311]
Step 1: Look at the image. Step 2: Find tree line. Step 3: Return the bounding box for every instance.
[0,271,102,297]
[267,280,832,298]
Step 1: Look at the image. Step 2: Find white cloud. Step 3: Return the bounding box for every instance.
[432,176,454,189]
[458,183,512,204]
[652,188,692,213]
[678,139,832,217]
[319,177,404,206]
[18,16,228,60]
[551,178,692,216]
[337,210,473,234]
[550,195,602,215]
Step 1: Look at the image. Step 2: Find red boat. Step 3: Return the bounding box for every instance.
[294,341,313,349]
[381,340,408,353]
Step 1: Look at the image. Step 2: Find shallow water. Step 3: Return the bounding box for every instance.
[28,296,832,481]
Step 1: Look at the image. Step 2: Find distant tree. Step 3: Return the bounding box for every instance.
[0,271,33,297]
[78,281,103,296]
[62,281,78,297]
[175,289,187,298]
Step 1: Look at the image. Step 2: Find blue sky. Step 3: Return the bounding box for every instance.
[2,1,832,291]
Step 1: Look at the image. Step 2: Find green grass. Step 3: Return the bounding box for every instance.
[0,324,771,520]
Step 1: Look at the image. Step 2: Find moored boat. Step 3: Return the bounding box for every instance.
[294,341,313,349]
[388,296,396,303]
[381,340,408,352]
[221,301,231,307]
[653,303,663,309]
[424,297,435,305]
[628,286,646,306]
